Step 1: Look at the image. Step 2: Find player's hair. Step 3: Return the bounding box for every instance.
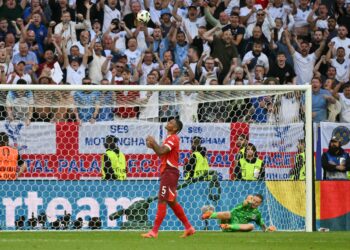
[254,194,264,202]
[0,132,9,146]
[174,119,183,134]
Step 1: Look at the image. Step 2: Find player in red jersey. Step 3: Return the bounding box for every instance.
[141,119,195,239]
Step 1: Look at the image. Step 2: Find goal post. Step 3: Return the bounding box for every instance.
[0,84,313,231]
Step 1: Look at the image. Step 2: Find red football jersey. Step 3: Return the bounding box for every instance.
[256,0,269,9]
[160,134,180,173]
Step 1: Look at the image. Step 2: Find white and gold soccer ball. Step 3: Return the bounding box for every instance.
[137,10,151,23]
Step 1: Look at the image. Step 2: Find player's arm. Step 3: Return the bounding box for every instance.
[146,136,170,156]
[243,195,254,207]
[256,213,274,232]
[151,143,170,156]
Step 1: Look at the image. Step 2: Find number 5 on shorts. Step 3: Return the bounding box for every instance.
[161,186,166,196]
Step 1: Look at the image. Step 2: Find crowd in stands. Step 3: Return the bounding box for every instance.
[0,0,349,125]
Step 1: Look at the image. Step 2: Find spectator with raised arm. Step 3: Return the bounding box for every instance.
[330,25,350,59]
[326,43,350,83]
[49,0,75,24]
[88,41,106,84]
[292,0,312,36]
[172,1,206,40]
[307,1,329,31]
[148,0,171,27]
[267,0,291,25]
[203,2,230,30]
[245,8,275,42]
[240,0,263,26]
[62,41,89,85]
[285,29,326,85]
[169,21,190,69]
[202,26,238,82]
[100,0,121,33]
[54,11,90,50]
[23,0,50,23]
[123,1,156,29]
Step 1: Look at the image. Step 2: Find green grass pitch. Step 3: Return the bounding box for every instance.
[0,231,349,250]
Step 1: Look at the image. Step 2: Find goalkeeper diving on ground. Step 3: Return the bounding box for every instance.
[201,194,276,232]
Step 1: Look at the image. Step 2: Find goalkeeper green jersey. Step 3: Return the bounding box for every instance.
[229,203,264,226]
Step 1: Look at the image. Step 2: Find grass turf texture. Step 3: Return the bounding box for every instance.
[0,231,349,250]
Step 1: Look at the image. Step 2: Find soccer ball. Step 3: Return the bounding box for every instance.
[137,10,151,23]
[201,205,215,214]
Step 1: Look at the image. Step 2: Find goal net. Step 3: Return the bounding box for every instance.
[0,85,312,231]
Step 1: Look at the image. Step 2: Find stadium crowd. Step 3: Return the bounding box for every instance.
[0,0,349,125]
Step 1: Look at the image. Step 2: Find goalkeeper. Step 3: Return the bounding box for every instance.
[201,194,275,232]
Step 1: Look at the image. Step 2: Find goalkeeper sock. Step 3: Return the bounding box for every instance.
[228,224,240,231]
[170,202,192,230]
[209,212,218,219]
[153,203,167,233]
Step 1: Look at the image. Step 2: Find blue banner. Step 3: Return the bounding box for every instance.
[0,181,305,231]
